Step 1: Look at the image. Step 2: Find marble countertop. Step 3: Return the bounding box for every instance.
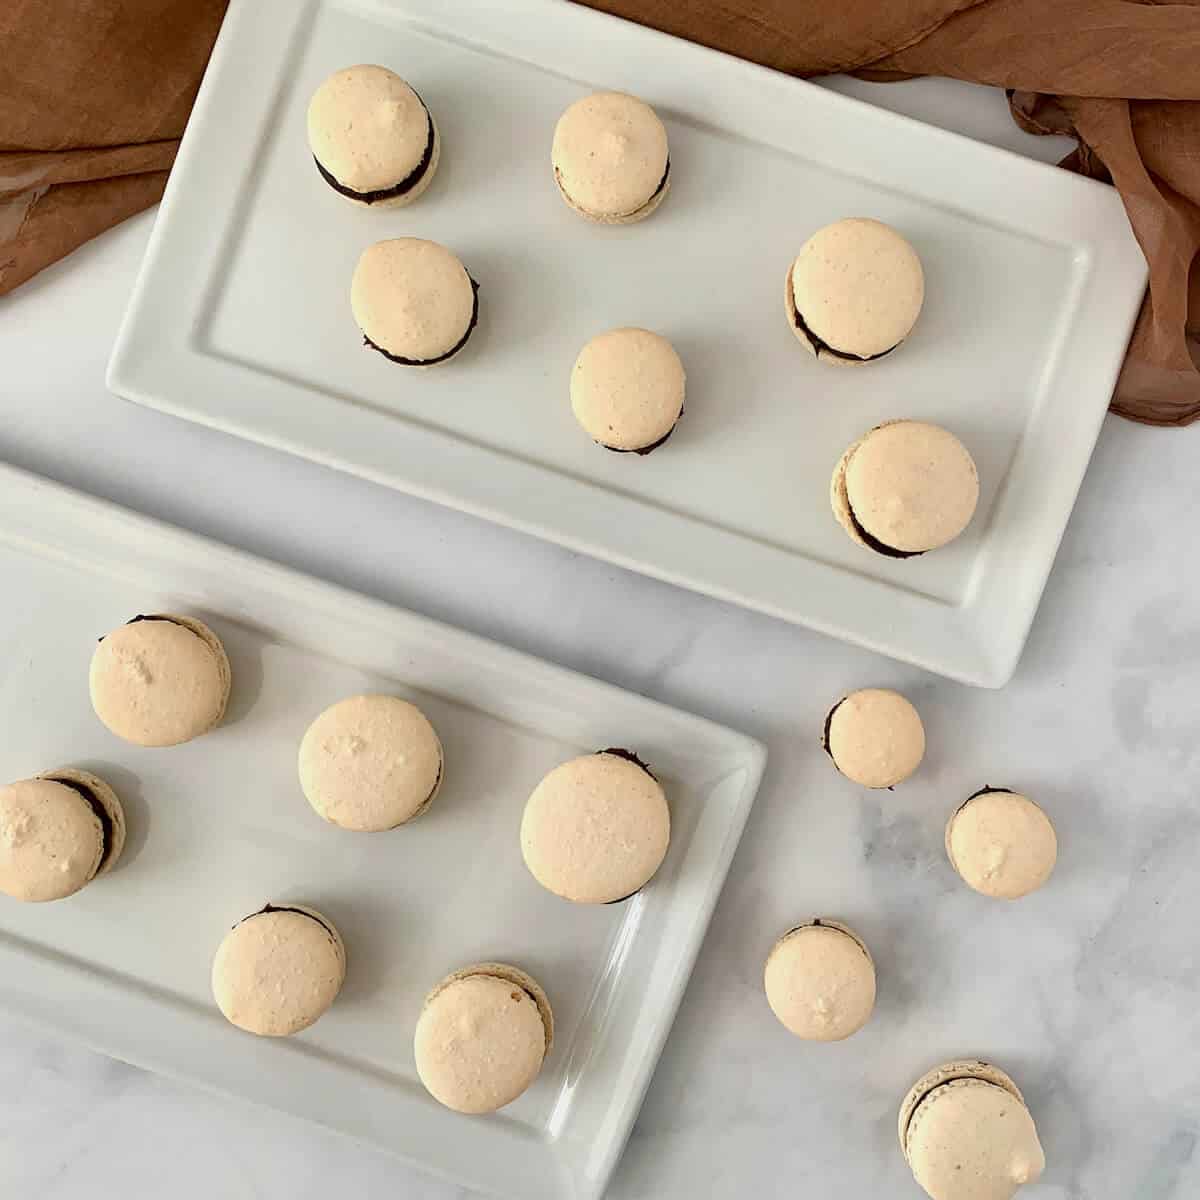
[1,75,1197,1200]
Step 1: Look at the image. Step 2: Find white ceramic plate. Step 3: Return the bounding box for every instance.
[0,462,765,1200]
[107,0,1146,687]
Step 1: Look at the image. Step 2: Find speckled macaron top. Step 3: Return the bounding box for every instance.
[521,750,670,903]
[212,904,346,1037]
[946,788,1057,899]
[307,65,439,206]
[764,919,876,1041]
[570,327,685,453]
[831,420,980,557]
[900,1061,1045,1200]
[824,688,925,789]
[787,218,924,363]
[351,238,478,366]
[299,693,443,832]
[0,769,126,903]
[414,962,554,1114]
[89,615,231,747]
[552,91,670,223]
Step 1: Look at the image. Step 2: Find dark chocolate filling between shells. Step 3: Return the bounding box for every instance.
[953,785,1016,820]
[49,777,115,875]
[789,290,899,364]
[363,276,479,366]
[597,748,658,904]
[557,158,671,220]
[313,97,436,205]
[821,699,843,759]
[599,409,682,457]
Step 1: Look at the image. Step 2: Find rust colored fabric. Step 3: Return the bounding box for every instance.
[0,1,227,295]
[2,1,1199,424]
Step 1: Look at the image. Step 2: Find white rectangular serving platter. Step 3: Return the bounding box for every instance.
[107,0,1147,686]
[0,462,765,1200]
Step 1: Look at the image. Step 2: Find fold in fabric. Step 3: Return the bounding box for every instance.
[2,0,1197,424]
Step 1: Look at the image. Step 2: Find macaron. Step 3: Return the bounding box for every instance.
[0,769,126,903]
[521,749,669,904]
[307,65,439,207]
[831,420,979,558]
[90,614,231,747]
[899,1060,1045,1200]
[415,962,554,1114]
[212,904,346,1037]
[570,327,685,454]
[786,218,923,364]
[946,787,1057,900]
[823,688,925,789]
[351,237,479,366]
[552,91,670,224]
[763,919,876,1041]
[298,693,443,832]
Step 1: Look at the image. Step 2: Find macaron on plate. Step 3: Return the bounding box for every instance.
[0,464,765,1200]
[109,0,1145,688]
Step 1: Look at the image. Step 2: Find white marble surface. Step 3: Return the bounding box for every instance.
[1,74,1197,1200]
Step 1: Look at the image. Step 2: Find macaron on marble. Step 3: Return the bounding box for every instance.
[552,91,670,224]
[570,327,685,454]
[946,787,1057,899]
[212,904,346,1037]
[351,238,479,367]
[831,420,979,558]
[299,693,443,832]
[414,962,554,1114]
[823,688,925,788]
[307,65,439,207]
[899,1060,1045,1200]
[764,919,876,1041]
[90,614,231,747]
[0,769,126,903]
[786,218,924,364]
[521,749,670,903]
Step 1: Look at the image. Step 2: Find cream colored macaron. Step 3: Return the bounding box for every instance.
[307,65,439,207]
[831,420,980,558]
[521,749,670,903]
[212,904,346,1037]
[0,769,126,903]
[351,238,479,366]
[299,694,443,832]
[571,327,685,454]
[786,218,923,364]
[552,91,670,224]
[415,962,554,1114]
[90,614,231,747]
[764,919,876,1041]
[823,688,925,789]
[946,788,1057,899]
[900,1060,1046,1200]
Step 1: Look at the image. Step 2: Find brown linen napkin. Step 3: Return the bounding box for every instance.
[0,1,227,294]
[2,1,1197,425]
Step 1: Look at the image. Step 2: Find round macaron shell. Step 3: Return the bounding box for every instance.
[299,694,443,832]
[307,65,436,201]
[0,778,106,902]
[946,790,1058,899]
[763,920,876,1041]
[351,238,476,364]
[521,752,670,904]
[788,218,924,360]
[89,615,230,747]
[826,688,925,789]
[905,1076,1045,1200]
[39,768,126,878]
[415,965,551,1113]
[570,328,685,451]
[841,421,980,555]
[212,906,346,1037]
[899,1060,1027,1155]
[552,91,669,222]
